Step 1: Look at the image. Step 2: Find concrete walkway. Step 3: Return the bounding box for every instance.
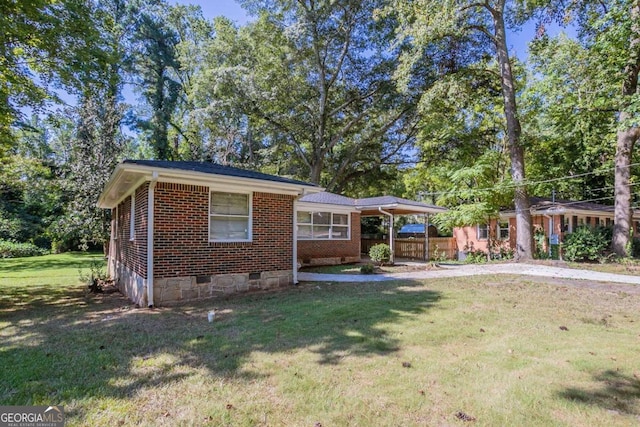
[298,263,640,285]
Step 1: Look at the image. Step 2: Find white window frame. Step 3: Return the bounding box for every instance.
[208,191,252,242]
[477,224,489,240]
[296,211,351,240]
[497,221,509,240]
[129,193,136,241]
[113,205,118,240]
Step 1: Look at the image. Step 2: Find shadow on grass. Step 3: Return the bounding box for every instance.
[0,277,440,420]
[559,369,640,415]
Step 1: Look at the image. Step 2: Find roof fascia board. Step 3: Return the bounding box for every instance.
[99,163,323,208]
[357,203,447,214]
[97,165,127,208]
[531,208,615,216]
[97,176,150,209]
[127,163,321,193]
[297,201,358,213]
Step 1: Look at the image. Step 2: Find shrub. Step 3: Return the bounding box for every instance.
[0,240,48,258]
[360,263,375,274]
[563,226,610,262]
[533,227,549,259]
[465,249,488,264]
[79,260,108,293]
[369,243,391,265]
[430,245,448,262]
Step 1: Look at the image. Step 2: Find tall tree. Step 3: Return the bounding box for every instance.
[192,0,417,189]
[0,0,102,150]
[612,1,640,255]
[525,34,616,201]
[383,0,540,260]
[55,0,135,249]
[131,2,182,160]
[530,0,640,255]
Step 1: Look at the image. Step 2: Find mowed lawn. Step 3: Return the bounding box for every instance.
[1,254,640,426]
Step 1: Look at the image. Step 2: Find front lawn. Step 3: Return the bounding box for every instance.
[1,253,639,426]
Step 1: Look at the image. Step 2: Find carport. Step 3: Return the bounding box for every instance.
[356,196,448,264]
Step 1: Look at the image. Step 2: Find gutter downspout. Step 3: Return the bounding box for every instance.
[293,196,299,284]
[147,172,158,308]
[379,207,395,264]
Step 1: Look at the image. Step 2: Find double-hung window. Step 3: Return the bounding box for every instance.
[477,224,489,240]
[297,211,350,240]
[497,221,509,240]
[209,192,251,241]
[129,193,136,241]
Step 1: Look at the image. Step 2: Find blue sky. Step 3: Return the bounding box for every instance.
[49,1,571,110]
[171,0,573,60]
[172,0,251,25]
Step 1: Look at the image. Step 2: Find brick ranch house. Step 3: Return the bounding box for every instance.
[454,197,640,259]
[98,160,446,306]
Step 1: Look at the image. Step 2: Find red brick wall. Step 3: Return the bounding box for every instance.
[113,183,148,278]
[153,183,294,278]
[453,217,515,254]
[297,212,361,262]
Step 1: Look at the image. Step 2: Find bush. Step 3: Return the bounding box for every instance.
[533,227,549,259]
[369,243,391,265]
[79,260,108,293]
[0,240,48,258]
[563,226,610,262]
[360,263,375,274]
[430,245,448,262]
[465,249,488,264]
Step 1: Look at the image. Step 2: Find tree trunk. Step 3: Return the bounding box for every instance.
[612,1,640,256]
[309,160,323,185]
[613,123,638,255]
[492,2,533,261]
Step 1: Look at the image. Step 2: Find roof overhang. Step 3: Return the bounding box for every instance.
[357,203,448,216]
[296,201,358,214]
[97,162,323,209]
[499,207,640,220]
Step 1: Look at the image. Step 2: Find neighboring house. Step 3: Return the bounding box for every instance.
[453,197,640,258]
[99,160,447,306]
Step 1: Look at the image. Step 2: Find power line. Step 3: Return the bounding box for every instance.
[422,161,640,198]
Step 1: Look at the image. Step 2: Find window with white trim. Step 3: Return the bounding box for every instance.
[129,193,136,241]
[477,224,489,240]
[113,205,118,240]
[497,221,509,240]
[209,192,251,241]
[297,211,350,240]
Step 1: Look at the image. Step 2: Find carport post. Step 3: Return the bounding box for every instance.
[425,213,430,261]
[378,207,395,264]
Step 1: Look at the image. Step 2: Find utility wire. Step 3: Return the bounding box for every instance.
[422,161,640,198]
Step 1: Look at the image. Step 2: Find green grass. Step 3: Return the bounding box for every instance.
[1,253,640,426]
